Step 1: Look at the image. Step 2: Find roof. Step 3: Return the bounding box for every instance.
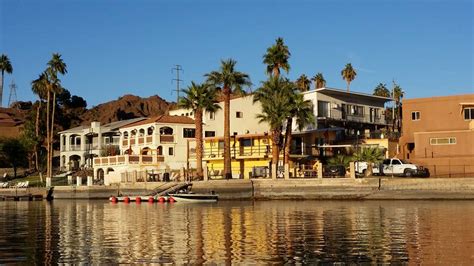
[121,115,195,128]
[59,118,146,134]
[312,87,393,102]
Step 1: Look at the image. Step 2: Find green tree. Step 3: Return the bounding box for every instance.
[393,82,404,132]
[328,154,352,168]
[0,138,28,178]
[178,82,220,179]
[0,54,13,107]
[311,73,326,89]
[341,63,357,92]
[296,74,311,92]
[352,147,384,176]
[31,73,49,178]
[263,37,291,77]
[205,59,251,179]
[254,76,292,179]
[373,83,390,97]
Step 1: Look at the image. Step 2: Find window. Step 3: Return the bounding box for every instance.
[392,159,401,165]
[354,106,364,116]
[240,138,253,147]
[205,131,216,137]
[183,128,196,138]
[430,137,456,145]
[464,108,474,120]
[218,140,224,149]
[236,111,243,118]
[209,112,215,120]
[189,112,193,116]
[318,101,329,117]
[169,147,174,155]
[412,111,420,121]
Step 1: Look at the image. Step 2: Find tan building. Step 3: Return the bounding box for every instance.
[399,94,474,177]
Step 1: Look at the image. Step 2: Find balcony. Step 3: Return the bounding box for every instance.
[318,110,387,125]
[93,154,165,167]
[159,135,175,143]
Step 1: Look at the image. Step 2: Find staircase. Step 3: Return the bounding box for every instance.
[150,182,190,197]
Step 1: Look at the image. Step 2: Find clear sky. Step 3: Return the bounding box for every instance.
[1,0,473,107]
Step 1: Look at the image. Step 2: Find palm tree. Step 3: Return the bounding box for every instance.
[0,54,13,107]
[31,73,49,179]
[392,82,404,132]
[352,147,384,177]
[283,92,315,171]
[341,63,357,92]
[373,83,390,97]
[205,59,251,179]
[311,73,326,89]
[295,74,311,92]
[178,82,220,180]
[253,76,292,179]
[263,37,291,77]
[44,53,67,179]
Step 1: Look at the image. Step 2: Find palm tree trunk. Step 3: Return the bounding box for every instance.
[35,101,43,182]
[347,81,350,92]
[50,92,56,178]
[273,67,279,78]
[284,117,293,165]
[271,129,280,179]
[195,109,203,179]
[46,91,51,179]
[223,86,232,179]
[0,71,4,107]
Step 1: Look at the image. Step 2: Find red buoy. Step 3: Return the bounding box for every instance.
[158,197,165,203]
[169,197,176,203]
[136,197,142,203]
[124,196,130,203]
[110,196,118,203]
[148,197,154,203]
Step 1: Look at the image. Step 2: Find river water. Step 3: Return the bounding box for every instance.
[0,200,473,264]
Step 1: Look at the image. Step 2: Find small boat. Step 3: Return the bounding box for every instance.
[168,193,218,203]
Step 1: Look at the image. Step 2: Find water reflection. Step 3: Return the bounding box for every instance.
[0,200,473,264]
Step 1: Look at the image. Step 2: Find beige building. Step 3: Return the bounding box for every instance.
[399,94,474,177]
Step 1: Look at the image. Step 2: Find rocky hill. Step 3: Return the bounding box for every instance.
[79,94,172,125]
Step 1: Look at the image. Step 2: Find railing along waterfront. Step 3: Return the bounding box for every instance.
[93,154,164,167]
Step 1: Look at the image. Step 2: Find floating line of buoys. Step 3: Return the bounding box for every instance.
[109,196,176,203]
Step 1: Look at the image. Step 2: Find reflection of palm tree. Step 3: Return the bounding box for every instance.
[205,59,251,179]
[178,82,220,179]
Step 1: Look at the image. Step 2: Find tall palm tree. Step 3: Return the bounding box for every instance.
[263,37,291,77]
[44,53,67,179]
[31,73,49,179]
[0,54,13,107]
[284,92,315,168]
[373,83,390,97]
[296,74,311,92]
[178,82,220,180]
[254,76,292,179]
[205,59,251,179]
[392,82,404,132]
[311,73,326,89]
[341,63,357,92]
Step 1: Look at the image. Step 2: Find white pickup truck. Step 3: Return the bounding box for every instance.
[356,158,420,177]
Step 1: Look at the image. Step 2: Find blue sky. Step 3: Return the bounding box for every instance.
[1,0,473,107]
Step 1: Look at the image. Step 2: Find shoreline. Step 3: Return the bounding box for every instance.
[2,177,473,201]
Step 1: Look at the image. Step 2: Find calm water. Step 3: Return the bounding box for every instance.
[0,200,473,264]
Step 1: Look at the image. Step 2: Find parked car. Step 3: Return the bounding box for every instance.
[356,158,427,177]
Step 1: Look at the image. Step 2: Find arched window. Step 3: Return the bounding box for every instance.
[123,131,129,139]
[131,130,137,137]
[159,127,173,135]
[147,126,154,135]
[157,146,163,155]
[141,147,150,155]
[139,129,145,137]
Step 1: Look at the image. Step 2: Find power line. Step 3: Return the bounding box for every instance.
[171,65,183,103]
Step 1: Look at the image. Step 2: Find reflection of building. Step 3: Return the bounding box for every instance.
[58,119,145,171]
[93,115,196,184]
[399,94,474,176]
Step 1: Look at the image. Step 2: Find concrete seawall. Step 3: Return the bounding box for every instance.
[13,178,474,200]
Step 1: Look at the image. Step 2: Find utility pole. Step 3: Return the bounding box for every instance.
[8,80,17,107]
[172,65,183,103]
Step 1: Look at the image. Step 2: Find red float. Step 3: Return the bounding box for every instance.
[124,196,130,203]
[136,197,141,203]
[148,197,154,203]
[168,197,176,203]
[158,197,165,203]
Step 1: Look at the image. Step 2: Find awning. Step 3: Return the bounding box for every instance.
[460,103,474,114]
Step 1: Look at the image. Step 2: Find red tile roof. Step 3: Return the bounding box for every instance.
[121,115,195,128]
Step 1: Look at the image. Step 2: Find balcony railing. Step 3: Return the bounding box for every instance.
[318,111,387,125]
[93,154,165,167]
[190,144,272,160]
[160,135,174,143]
